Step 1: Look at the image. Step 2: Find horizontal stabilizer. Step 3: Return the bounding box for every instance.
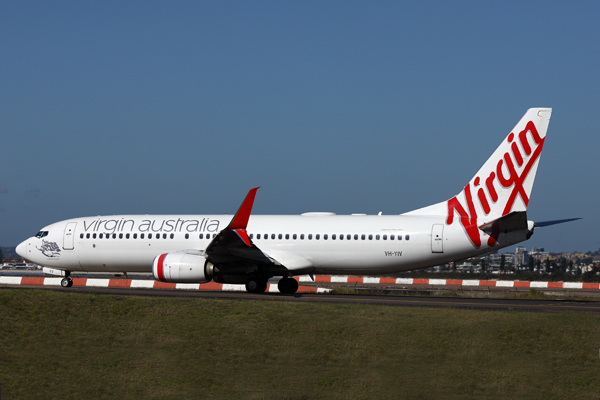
[535,218,581,227]
[478,211,528,234]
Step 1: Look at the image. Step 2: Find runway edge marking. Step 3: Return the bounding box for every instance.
[0,276,331,293]
[1,275,599,291]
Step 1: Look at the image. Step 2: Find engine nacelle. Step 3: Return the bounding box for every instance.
[152,250,214,283]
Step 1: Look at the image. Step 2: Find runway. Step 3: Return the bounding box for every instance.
[5,284,600,314]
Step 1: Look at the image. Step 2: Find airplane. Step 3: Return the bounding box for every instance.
[16,107,577,294]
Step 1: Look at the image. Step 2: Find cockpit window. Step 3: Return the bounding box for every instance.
[35,231,49,238]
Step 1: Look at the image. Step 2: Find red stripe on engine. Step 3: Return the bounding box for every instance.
[156,253,167,282]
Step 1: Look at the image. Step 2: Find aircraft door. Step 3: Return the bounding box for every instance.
[431,224,444,253]
[63,222,77,250]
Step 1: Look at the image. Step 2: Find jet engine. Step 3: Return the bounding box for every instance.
[152,250,215,283]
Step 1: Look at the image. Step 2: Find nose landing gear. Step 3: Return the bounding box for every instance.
[60,272,73,288]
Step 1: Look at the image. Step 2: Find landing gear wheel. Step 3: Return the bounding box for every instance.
[278,277,299,294]
[61,277,73,288]
[245,278,268,294]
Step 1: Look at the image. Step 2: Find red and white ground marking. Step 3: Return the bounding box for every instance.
[1,275,599,291]
[299,275,600,289]
[0,276,331,293]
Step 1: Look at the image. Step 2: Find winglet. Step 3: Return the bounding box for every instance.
[226,187,260,230]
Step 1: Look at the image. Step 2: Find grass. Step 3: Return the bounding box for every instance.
[1,289,600,399]
[331,286,600,301]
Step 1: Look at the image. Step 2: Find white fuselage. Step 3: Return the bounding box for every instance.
[16,212,524,276]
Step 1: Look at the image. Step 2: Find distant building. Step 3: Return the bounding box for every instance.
[515,246,528,266]
[530,247,550,260]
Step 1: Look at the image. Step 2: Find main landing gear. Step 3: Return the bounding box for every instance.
[245,277,268,294]
[245,277,299,294]
[60,271,73,288]
[277,277,299,295]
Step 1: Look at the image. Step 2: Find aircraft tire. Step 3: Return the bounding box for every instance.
[61,277,73,288]
[258,280,268,294]
[245,278,267,294]
[278,278,298,294]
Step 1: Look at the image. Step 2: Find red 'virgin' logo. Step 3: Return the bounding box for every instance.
[446,121,545,247]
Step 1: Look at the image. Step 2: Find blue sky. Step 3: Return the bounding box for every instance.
[1,1,598,253]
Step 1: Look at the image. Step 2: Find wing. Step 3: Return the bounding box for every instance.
[204,188,282,270]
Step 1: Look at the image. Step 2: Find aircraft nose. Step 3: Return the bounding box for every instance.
[16,240,28,258]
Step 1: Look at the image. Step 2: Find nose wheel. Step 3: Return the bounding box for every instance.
[61,277,73,288]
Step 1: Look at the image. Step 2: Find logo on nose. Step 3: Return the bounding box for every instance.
[37,240,61,258]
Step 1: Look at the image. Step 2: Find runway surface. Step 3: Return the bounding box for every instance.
[5,284,600,314]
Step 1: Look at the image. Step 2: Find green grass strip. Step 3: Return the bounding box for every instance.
[1,289,599,399]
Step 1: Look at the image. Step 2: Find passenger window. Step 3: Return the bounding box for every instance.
[92,233,96,239]
[405,235,410,240]
[285,234,289,240]
[390,235,395,240]
[376,235,380,240]
[199,233,204,239]
[126,234,130,239]
[332,234,336,240]
[354,234,358,240]
[300,234,304,240]
[398,235,402,240]
[257,234,261,239]
[383,235,387,240]
[119,233,123,239]
[308,234,313,240]
[80,233,84,239]
[133,233,137,239]
[339,234,343,240]
[99,233,104,239]
[149,234,152,239]
[170,233,174,239]
[141,233,145,239]
[361,234,365,240]
[347,234,351,240]
[368,234,373,240]
[271,234,275,239]
[249,234,254,239]
[278,234,282,240]
[293,234,297,240]
[185,233,189,239]
[316,234,320,240]
[162,234,166,239]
